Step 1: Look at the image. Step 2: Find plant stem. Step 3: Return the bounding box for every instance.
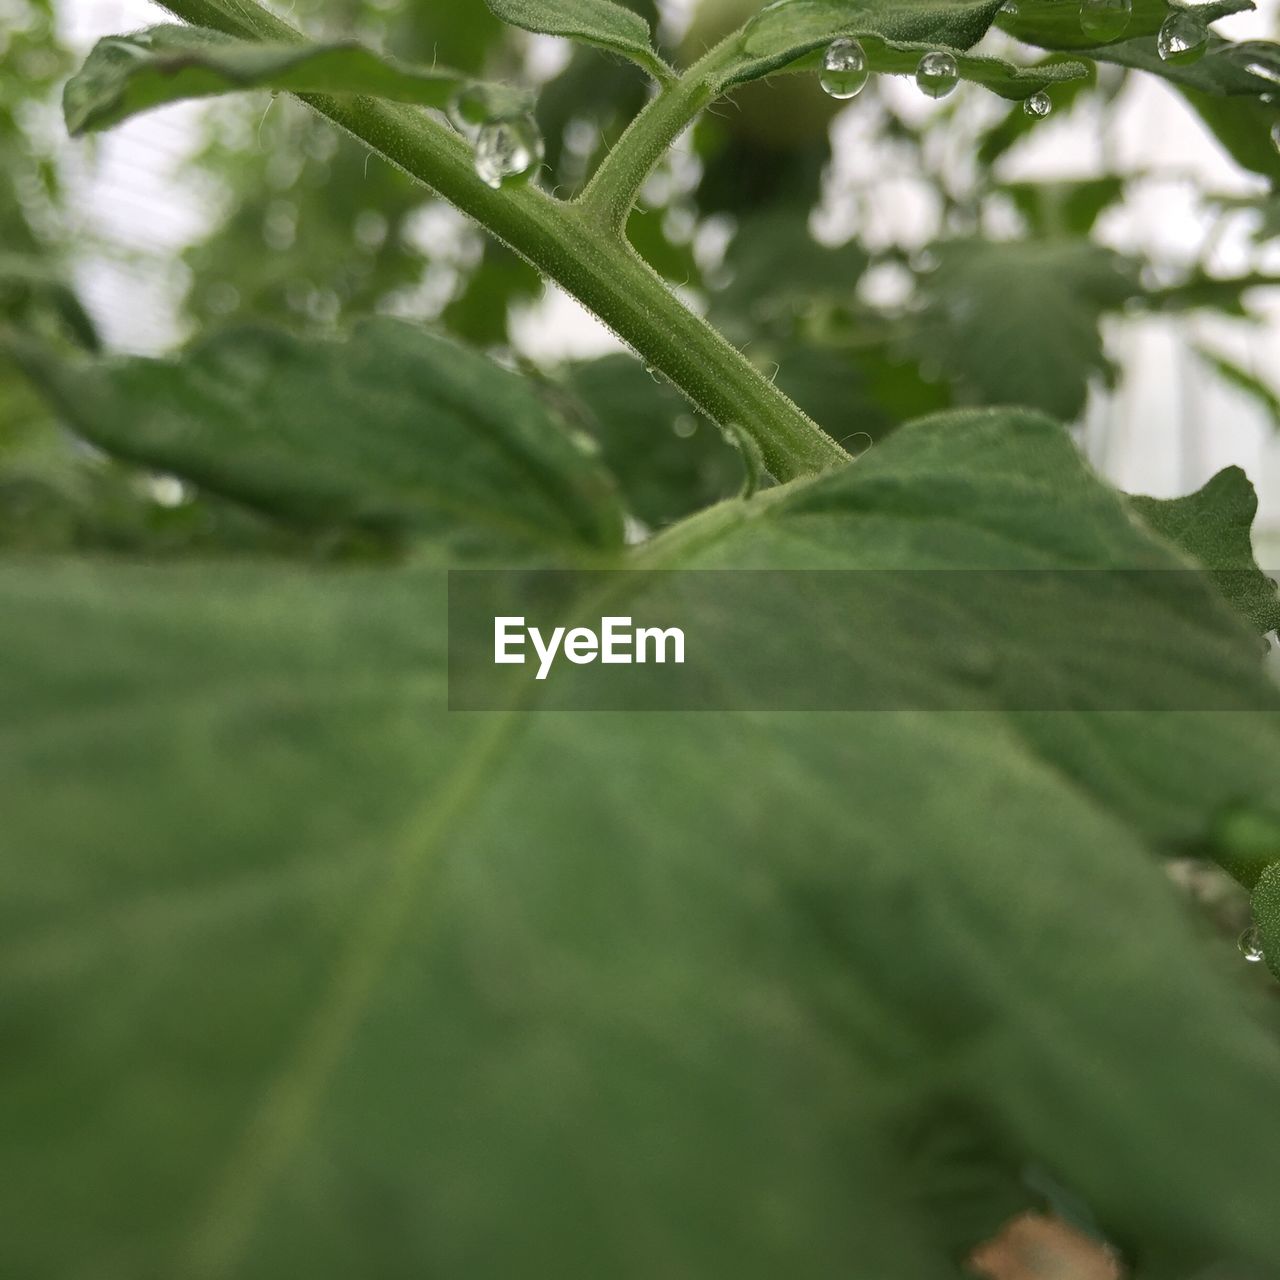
[576,41,732,233]
[154,0,849,482]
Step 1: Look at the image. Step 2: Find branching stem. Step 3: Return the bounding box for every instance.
[154,0,849,482]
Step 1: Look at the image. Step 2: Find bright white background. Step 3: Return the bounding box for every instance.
[53,0,1280,549]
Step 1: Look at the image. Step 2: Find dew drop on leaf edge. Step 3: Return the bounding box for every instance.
[915,51,959,100]
[473,116,544,191]
[1023,91,1051,118]
[1239,924,1265,963]
[1078,0,1132,42]
[820,38,869,100]
[1000,0,1018,14]
[1156,9,1208,63]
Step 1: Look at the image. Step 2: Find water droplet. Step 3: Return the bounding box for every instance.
[820,37,869,99]
[473,116,544,190]
[1157,9,1208,63]
[146,475,190,508]
[1000,0,1019,14]
[1239,924,1266,963]
[1078,0,1131,41]
[1229,49,1280,87]
[915,51,959,99]
[672,415,698,439]
[1023,91,1052,118]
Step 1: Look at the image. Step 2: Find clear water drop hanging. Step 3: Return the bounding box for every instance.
[1239,925,1266,963]
[1157,9,1208,62]
[1078,0,1132,41]
[1023,91,1051,118]
[820,38,869,99]
[473,116,544,190]
[915,51,959,99]
[1000,0,1019,14]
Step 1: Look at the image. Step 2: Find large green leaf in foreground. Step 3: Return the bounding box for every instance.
[4,393,1280,1277]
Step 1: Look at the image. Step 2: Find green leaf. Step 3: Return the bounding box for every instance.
[63,25,482,137]
[858,36,1089,99]
[711,211,869,335]
[8,319,625,552]
[1001,176,1127,237]
[0,255,100,352]
[1130,466,1280,634]
[1178,84,1280,182]
[1001,0,1250,54]
[1194,344,1280,427]
[764,34,1089,100]
[908,239,1138,420]
[1086,34,1280,97]
[722,0,1010,86]
[563,354,746,527]
[1252,860,1280,980]
[1001,0,1280,182]
[1144,270,1280,313]
[483,0,672,82]
[6,408,1280,1276]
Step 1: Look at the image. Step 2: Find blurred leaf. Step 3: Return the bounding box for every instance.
[1131,466,1280,632]
[625,204,702,286]
[711,211,868,336]
[8,319,624,552]
[182,105,431,332]
[1195,344,1280,427]
[484,0,671,80]
[0,255,99,351]
[1252,860,1280,981]
[908,239,1138,420]
[1144,270,1280,313]
[64,25,482,136]
[536,42,652,195]
[1000,0,1249,53]
[0,454,330,557]
[1001,177,1127,238]
[6,411,1280,1277]
[1087,33,1280,97]
[563,353,744,525]
[1003,0,1280,180]
[773,339,951,443]
[442,242,543,347]
[1179,85,1280,182]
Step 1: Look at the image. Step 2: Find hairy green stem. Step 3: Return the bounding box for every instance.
[577,40,736,232]
[154,0,848,482]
